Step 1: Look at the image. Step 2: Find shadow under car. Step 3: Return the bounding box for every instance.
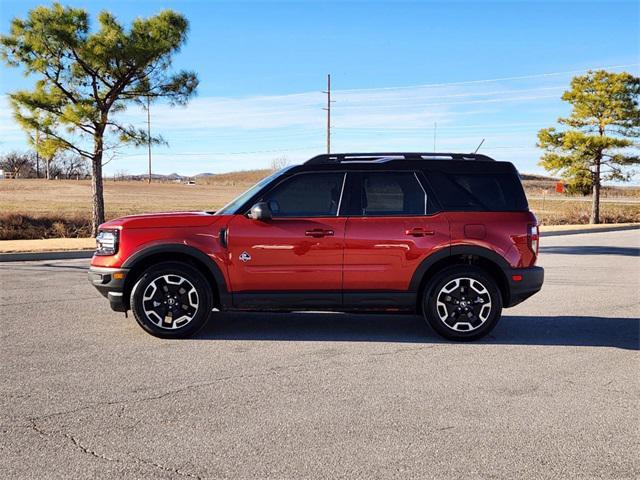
[194,311,639,350]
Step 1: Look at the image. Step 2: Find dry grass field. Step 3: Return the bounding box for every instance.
[529,198,640,225]
[0,178,250,239]
[0,178,247,218]
[1,173,639,239]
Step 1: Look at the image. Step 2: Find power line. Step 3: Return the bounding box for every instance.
[333,93,562,110]
[333,121,545,131]
[101,64,639,167]
[135,146,323,156]
[333,63,640,93]
[118,76,622,134]
[335,85,566,103]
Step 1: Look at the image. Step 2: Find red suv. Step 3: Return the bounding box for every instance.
[89,152,543,340]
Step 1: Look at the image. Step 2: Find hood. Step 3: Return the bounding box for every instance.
[99,211,221,230]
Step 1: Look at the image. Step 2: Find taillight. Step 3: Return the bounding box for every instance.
[528,224,539,256]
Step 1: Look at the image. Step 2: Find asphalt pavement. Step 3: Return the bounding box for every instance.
[1,229,639,479]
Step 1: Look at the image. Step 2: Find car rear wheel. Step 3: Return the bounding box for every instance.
[130,262,213,338]
[422,265,502,341]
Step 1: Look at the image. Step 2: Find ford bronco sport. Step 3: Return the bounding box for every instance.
[89,152,544,340]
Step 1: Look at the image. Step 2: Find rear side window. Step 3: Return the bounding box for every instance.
[360,172,426,216]
[427,171,528,211]
[262,172,345,217]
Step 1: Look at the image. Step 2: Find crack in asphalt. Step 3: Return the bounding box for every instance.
[16,360,337,479]
[8,346,440,478]
[63,431,118,463]
[21,371,280,426]
[27,418,203,479]
[24,345,438,425]
[124,452,203,480]
[368,345,438,356]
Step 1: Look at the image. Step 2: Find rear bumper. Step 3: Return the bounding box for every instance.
[88,266,129,312]
[505,266,544,307]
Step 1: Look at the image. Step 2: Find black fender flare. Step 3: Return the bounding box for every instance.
[408,245,511,292]
[122,243,231,307]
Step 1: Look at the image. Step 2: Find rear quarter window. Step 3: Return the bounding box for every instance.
[427,171,528,212]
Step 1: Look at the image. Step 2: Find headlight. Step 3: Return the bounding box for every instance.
[95,229,119,256]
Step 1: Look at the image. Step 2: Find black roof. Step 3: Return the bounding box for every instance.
[305,152,495,165]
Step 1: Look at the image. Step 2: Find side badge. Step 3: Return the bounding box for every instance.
[239,251,252,262]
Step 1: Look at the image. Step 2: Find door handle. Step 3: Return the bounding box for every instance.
[305,228,334,238]
[405,227,435,237]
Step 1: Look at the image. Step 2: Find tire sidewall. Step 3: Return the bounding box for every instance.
[130,262,213,339]
[423,265,503,341]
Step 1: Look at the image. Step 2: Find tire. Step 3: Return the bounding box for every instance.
[129,262,213,339]
[422,265,503,341]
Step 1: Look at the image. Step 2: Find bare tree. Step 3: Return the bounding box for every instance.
[0,151,36,178]
[56,155,90,179]
[113,169,130,181]
[270,156,290,171]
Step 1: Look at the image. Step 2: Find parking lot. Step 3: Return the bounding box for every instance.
[1,229,638,479]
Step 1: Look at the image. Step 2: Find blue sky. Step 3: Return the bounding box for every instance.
[0,0,638,177]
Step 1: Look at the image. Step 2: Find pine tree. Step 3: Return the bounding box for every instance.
[537,70,640,224]
[1,3,198,235]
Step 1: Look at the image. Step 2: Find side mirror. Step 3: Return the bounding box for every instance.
[248,202,272,221]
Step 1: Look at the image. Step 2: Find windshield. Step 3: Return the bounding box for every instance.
[214,167,294,215]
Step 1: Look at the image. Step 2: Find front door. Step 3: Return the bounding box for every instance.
[227,171,347,308]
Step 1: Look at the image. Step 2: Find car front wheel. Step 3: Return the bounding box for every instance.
[130,262,213,338]
[423,265,503,341]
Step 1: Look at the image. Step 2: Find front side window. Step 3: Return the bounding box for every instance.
[215,167,294,215]
[262,172,345,217]
[360,172,426,216]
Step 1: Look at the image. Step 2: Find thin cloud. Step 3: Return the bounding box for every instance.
[0,74,605,175]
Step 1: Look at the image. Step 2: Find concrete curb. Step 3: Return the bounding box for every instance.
[0,250,93,262]
[540,225,640,237]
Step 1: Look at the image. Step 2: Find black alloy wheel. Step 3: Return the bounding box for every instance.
[130,262,213,338]
[423,265,502,341]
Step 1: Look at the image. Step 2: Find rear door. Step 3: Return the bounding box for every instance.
[343,171,450,302]
[227,171,347,305]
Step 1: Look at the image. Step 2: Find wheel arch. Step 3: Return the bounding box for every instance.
[122,244,231,310]
[411,245,511,313]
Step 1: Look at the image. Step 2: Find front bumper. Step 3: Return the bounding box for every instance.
[505,266,544,307]
[88,266,130,312]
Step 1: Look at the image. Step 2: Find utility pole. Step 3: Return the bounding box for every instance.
[35,129,40,179]
[147,95,152,184]
[433,122,437,151]
[322,74,333,154]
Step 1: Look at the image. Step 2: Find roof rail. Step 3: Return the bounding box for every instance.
[304,152,495,165]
